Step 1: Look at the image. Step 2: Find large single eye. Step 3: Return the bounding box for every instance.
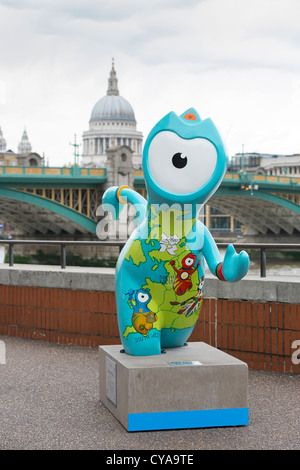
[137,292,149,303]
[148,131,217,194]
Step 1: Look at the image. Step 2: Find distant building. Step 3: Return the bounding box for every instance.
[81,60,143,168]
[254,155,300,177]
[0,126,43,166]
[228,152,262,172]
[229,152,300,177]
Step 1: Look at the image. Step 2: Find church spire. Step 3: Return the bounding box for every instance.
[107,58,119,96]
[0,125,6,152]
[18,127,32,154]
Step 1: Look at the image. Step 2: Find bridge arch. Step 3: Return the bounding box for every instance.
[0,187,97,235]
[211,189,300,235]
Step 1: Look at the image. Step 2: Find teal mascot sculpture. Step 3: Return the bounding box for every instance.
[102,108,249,356]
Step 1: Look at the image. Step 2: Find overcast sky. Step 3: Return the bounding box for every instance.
[0,0,300,166]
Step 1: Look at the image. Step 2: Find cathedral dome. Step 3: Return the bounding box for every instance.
[82,60,143,168]
[90,60,136,123]
[90,94,136,123]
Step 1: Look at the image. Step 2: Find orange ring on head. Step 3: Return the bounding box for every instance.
[116,185,130,204]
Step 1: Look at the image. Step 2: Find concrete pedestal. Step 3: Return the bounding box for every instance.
[98,342,249,432]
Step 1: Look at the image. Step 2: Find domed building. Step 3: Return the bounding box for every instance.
[81,61,143,167]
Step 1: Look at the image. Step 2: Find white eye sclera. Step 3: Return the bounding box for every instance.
[148,131,217,194]
[137,292,149,303]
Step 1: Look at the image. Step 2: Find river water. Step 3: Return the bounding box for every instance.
[218,248,300,278]
[247,259,300,277]
[0,245,299,278]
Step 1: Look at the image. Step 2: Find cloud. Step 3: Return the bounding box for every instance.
[2,0,300,71]
[0,0,300,165]
[0,0,203,22]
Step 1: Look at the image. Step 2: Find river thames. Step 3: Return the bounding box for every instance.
[0,245,299,278]
[218,248,300,278]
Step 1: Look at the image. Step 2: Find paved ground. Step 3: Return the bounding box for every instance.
[0,335,299,450]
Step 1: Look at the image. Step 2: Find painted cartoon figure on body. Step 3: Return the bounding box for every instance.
[170,275,204,317]
[170,253,200,296]
[102,108,249,356]
[126,288,157,336]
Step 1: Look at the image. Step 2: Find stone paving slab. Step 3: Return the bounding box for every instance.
[0,335,299,450]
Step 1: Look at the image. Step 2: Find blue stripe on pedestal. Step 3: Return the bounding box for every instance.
[128,407,249,431]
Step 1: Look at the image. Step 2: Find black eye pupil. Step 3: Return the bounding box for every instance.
[172,152,188,169]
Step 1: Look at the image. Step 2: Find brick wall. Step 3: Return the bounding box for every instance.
[0,285,119,347]
[189,298,300,374]
[0,284,299,374]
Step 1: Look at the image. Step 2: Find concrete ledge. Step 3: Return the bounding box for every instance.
[0,264,116,292]
[0,263,299,304]
[204,275,300,304]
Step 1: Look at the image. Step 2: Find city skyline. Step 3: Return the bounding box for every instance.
[0,0,300,166]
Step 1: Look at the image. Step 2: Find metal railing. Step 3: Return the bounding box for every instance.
[0,239,299,277]
[217,243,300,278]
[0,240,126,270]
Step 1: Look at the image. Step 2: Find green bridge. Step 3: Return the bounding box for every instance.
[0,165,299,236]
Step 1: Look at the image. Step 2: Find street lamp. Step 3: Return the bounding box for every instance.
[69,134,81,166]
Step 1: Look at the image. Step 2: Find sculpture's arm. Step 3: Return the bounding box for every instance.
[125,288,136,308]
[170,260,180,274]
[102,185,147,223]
[202,225,249,282]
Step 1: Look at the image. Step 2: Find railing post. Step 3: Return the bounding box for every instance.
[61,245,66,269]
[8,243,14,267]
[260,248,266,278]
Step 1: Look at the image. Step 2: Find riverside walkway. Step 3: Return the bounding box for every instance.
[0,335,299,450]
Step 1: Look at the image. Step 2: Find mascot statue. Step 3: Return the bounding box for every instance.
[102,108,249,356]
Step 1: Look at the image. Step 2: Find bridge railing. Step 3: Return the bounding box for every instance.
[224,172,300,185]
[0,165,106,177]
[133,169,300,186]
[0,239,299,277]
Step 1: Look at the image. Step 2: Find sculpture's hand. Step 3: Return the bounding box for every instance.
[218,244,249,282]
[102,186,147,222]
